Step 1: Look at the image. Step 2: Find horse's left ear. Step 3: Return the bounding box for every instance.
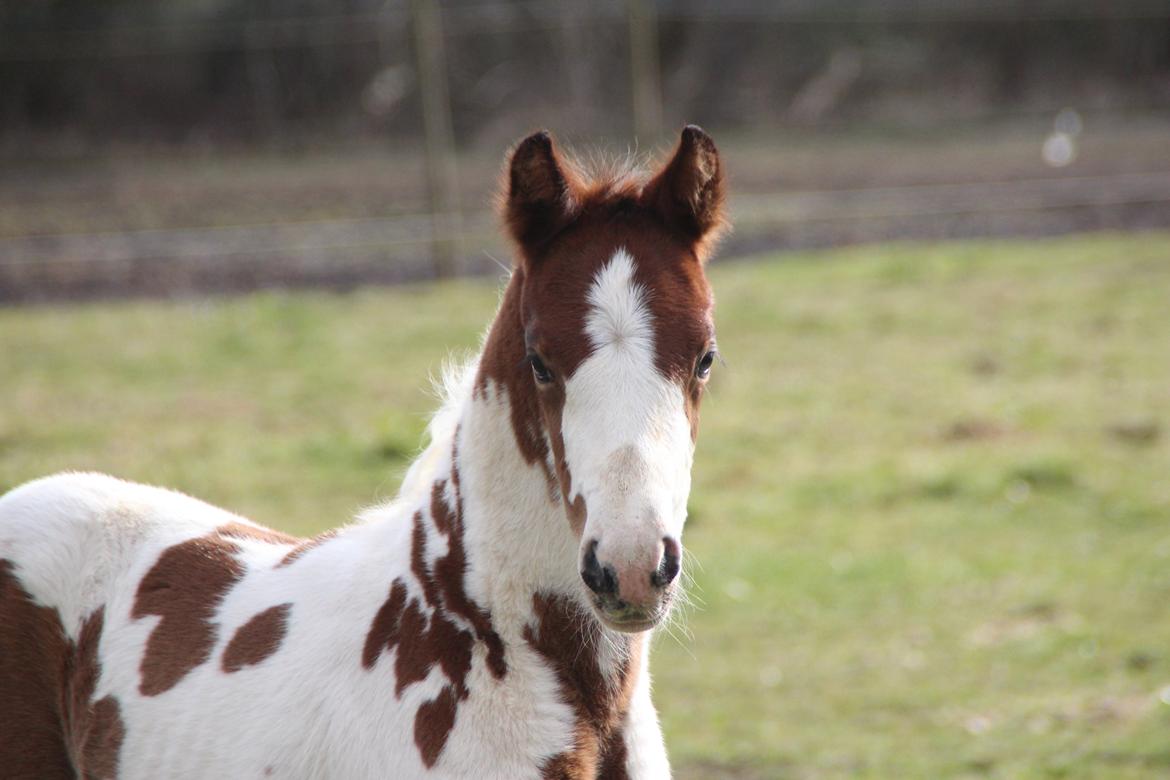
[643,125,727,249]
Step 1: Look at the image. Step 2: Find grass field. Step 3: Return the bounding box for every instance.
[2,232,1169,778]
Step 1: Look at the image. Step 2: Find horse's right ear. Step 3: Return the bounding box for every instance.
[503,130,579,256]
[642,125,727,251]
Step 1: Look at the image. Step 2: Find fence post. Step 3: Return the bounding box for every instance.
[628,0,663,143]
[410,0,461,278]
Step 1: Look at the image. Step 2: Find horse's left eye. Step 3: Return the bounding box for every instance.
[529,354,554,384]
[696,350,716,380]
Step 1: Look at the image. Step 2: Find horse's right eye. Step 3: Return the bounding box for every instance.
[529,354,554,384]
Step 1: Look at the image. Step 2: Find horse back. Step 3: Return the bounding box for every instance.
[0,472,289,779]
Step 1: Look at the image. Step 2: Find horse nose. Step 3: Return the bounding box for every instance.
[582,536,681,605]
[651,536,682,588]
[581,539,618,596]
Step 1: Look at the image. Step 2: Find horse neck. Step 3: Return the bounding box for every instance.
[389,271,642,667]
[461,269,588,624]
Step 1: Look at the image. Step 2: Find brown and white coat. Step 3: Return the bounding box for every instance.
[0,126,726,779]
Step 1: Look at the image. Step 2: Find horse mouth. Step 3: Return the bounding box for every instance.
[590,594,671,633]
[599,614,660,633]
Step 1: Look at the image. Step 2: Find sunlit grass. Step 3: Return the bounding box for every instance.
[2,232,1169,778]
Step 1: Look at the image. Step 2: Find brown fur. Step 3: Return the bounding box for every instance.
[474,273,559,494]
[0,560,124,780]
[67,608,125,779]
[82,696,124,780]
[541,378,588,536]
[134,523,303,695]
[133,531,248,695]
[431,449,509,680]
[361,453,507,769]
[641,125,729,252]
[222,603,293,673]
[597,728,631,780]
[276,529,338,568]
[524,593,640,779]
[361,580,408,670]
[414,685,460,769]
[0,559,76,779]
[502,131,588,251]
[218,521,298,546]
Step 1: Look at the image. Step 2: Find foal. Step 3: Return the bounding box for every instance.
[0,126,727,779]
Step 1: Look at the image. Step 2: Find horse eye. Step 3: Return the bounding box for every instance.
[529,354,554,384]
[696,350,716,380]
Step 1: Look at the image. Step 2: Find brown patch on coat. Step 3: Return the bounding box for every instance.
[276,529,337,568]
[81,696,124,780]
[362,457,507,768]
[134,522,298,694]
[474,270,557,490]
[597,728,631,780]
[538,752,582,780]
[218,521,299,546]
[432,469,508,680]
[429,478,454,535]
[222,603,292,673]
[414,686,460,769]
[683,377,704,443]
[69,608,125,779]
[61,604,126,779]
[362,579,406,670]
[64,607,103,769]
[0,560,124,779]
[0,558,76,778]
[541,380,587,536]
[133,532,245,695]
[524,592,641,779]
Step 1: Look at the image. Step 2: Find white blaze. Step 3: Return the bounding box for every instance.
[560,248,694,574]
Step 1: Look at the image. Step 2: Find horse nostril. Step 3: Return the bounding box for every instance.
[581,539,618,596]
[651,536,682,588]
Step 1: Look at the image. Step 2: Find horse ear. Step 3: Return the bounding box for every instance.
[503,130,579,256]
[643,125,727,247]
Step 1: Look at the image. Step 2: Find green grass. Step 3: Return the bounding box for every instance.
[3,232,1169,778]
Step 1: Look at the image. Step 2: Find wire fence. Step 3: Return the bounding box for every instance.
[2,0,1170,301]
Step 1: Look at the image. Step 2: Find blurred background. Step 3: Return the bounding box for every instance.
[2,2,1170,778]
[3,0,1170,298]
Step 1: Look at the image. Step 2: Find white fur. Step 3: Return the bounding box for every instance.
[623,651,672,777]
[0,250,686,779]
